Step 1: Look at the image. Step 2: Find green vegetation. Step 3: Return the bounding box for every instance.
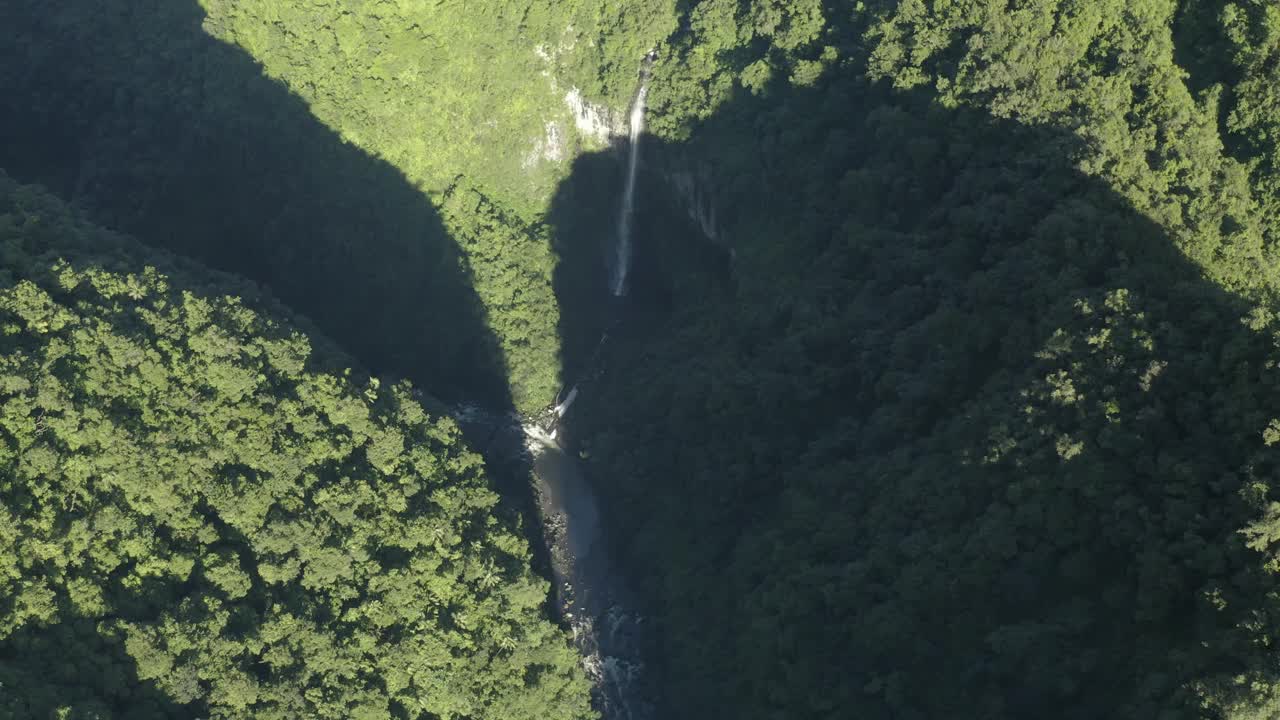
[0,0,677,414]
[553,1,1280,718]
[14,0,1280,718]
[0,173,592,719]
[191,0,687,342]
[201,0,676,208]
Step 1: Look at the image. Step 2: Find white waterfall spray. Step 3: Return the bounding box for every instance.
[455,55,660,720]
[554,385,579,418]
[611,82,649,296]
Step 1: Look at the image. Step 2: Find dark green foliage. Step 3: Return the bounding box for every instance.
[0,173,593,719]
[14,0,1280,718]
[550,2,1280,719]
[0,0,523,410]
[1177,0,1280,261]
[0,0,679,415]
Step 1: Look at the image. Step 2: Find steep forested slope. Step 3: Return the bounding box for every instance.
[0,173,592,719]
[553,1,1280,719]
[12,0,1280,718]
[0,0,676,413]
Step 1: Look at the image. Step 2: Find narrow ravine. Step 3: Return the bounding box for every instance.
[450,402,654,720]
[456,55,659,720]
[518,56,659,711]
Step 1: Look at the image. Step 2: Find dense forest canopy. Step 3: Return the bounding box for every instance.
[10,0,1280,718]
[567,0,1280,718]
[0,0,676,415]
[0,174,592,718]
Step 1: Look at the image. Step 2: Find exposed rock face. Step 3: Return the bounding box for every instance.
[566,87,624,146]
[664,161,723,245]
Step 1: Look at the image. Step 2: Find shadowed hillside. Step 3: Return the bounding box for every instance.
[11,0,1280,718]
[0,3,603,717]
[546,55,1280,720]
[0,0,511,409]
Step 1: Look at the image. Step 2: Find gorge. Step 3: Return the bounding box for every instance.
[10,1,1280,719]
[491,57,661,719]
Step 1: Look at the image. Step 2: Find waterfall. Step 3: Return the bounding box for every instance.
[454,55,660,720]
[610,81,649,296]
[554,385,579,417]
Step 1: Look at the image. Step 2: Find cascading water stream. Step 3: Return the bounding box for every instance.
[610,77,650,296]
[451,400,653,720]
[455,55,659,720]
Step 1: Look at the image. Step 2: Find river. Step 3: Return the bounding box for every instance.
[455,55,658,719]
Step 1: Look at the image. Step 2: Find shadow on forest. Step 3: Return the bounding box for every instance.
[0,1,544,716]
[0,621,182,718]
[1174,0,1238,96]
[0,0,510,410]
[546,53,1280,720]
[6,0,1280,717]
